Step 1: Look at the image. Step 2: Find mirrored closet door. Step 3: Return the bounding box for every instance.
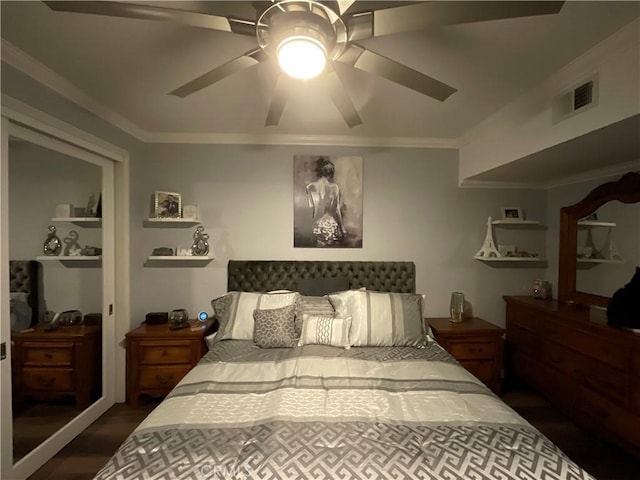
[0,118,115,480]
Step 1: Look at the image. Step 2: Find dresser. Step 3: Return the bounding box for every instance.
[126,320,215,408]
[12,325,101,409]
[504,295,640,458]
[427,317,504,394]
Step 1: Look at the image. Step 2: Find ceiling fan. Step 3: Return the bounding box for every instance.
[43,1,564,127]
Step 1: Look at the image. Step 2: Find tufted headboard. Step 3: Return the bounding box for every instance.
[227,260,415,293]
[9,260,46,327]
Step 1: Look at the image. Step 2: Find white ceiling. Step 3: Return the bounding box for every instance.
[2,1,639,184]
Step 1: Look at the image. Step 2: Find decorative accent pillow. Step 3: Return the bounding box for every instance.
[329,290,426,347]
[211,291,299,342]
[10,292,32,332]
[294,295,335,337]
[298,314,351,349]
[253,304,297,348]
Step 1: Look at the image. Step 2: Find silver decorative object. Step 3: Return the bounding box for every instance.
[191,225,209,256]
[42,225,62,256]
[63,230,82,256]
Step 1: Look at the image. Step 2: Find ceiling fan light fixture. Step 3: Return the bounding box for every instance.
[277,35,327,79]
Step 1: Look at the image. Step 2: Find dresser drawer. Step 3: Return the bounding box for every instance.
[450,341,495,360]
[631,349,640,379]
[543,321,629,371]
[459,360,494,382]
[139,343,192,365]
[542,341,629,406]
[506,323,540,353]
[577,386,640,453]
[22,368,73,391]
[23,343,73,366]
[509,306,540,332]
[139,365,192,389]
[631,380,640,413]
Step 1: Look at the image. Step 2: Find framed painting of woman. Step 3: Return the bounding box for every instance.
[293,155,363,248]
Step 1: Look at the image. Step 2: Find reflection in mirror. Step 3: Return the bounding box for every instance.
[8,137,103,463]
[559,171,640,308]
[576,202,640,298]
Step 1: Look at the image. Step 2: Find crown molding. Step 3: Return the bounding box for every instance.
[1,39,148,142]
[545,160,640,189]
[460,159,640,190]
[458,179,547,190]
[143,131,460,148]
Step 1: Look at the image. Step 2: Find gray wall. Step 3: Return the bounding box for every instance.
[131,143,548,327]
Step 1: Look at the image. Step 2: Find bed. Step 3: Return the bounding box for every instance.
[96,260,594,480]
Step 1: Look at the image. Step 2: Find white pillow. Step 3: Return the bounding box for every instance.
[211,291,299,341]
[329,290,426,347]
[298,314,352,349]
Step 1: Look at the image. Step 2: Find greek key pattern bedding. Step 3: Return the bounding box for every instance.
[96,422,593,480]
[95,341,595,480]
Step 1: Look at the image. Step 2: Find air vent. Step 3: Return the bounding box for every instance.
[573,81,593,111]
[552,73,599,124]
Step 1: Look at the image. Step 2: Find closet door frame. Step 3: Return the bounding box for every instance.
[0,98,130,480]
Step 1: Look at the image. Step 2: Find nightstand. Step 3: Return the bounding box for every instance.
[126,319,216,408]
[11,325,101,409]
[427,317,504,395]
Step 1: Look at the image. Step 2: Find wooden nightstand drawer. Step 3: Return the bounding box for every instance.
[22,368,73,391]
[459,360,494,382]
[139,366,192,389]
[427,317,504,395]
[23,343,73,366]
[139,343,192,365]
[11,325,101,409]
[450,341,495,360]
[24,343,73,366]
[126,320,216,407]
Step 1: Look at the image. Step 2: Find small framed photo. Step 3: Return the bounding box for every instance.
[154,191,182,218]
[182,204,199,220]
[501,207,523,221]
[85,193,100,217]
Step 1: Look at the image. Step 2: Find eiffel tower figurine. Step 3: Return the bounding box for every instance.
[475,217,502,259]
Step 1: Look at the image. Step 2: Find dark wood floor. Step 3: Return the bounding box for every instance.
[27,387,640,480]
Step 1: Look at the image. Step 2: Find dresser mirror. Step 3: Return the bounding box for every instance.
[558,171,640,308]
[8,136,103,463]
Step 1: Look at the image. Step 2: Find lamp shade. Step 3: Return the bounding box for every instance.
[277,35,327,79]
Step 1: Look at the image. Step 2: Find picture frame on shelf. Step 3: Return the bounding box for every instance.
[85,193,100,217]
[182,204,199,220]
[154,191,182,219]
[500,207,523,221]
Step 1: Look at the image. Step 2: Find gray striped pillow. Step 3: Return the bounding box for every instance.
[329,290,426,347]
[294,295,335,336]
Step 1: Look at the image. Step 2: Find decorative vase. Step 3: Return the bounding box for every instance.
[450,292,465,323]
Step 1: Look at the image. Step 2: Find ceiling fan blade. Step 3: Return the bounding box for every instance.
[338,44,456,102]
[169,49,267,98]
[324,65,362,128]
[347,1,564,40]
[265,75,293,126]
[43,1,257,35]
